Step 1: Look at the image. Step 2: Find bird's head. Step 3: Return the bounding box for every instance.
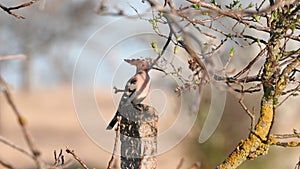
[124,59,150,72]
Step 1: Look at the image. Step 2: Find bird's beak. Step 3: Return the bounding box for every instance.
[124,59,136,65]
[124,59,131,63]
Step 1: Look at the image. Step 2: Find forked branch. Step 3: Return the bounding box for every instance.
[0,0,39,19]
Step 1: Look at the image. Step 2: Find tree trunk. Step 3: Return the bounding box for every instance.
[119,104,158,169]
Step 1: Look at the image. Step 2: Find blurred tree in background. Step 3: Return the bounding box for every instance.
[0,0,100,90]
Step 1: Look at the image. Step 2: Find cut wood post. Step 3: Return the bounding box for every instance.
[119,104,158,169]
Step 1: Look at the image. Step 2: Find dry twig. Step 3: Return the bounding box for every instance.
[0,75,42,168]
[53,149,65,167]
[175,158,184,169]
[239,96,255,130]
[273,132,300,139]
[272,141,300,147]
[0,159,14,169]
[0,0,39,19]
[107,116,121,169]
[65,147,89,169]
[0,55,27,61]
[276,84,300,108]
[0,135,35,159]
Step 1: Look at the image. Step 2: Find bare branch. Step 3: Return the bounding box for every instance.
[65,147,89,169]
[0,55,27,61]
[239,97,255,130]
[0,135,35,159]
[53,149,65,167]
[0,0,39,19]
[186,0,292,17]
[281,84,300,95]
[0,75,42,168]
[175,158,184,169]
[151,31,172,68]
[273,132,300,139]
[0,159,14,169]
[216,74,261,83]
[275,57,300,98]
[234,47,267,78]
[276,84,300,108]
[272,141,300,147]
[107,116,121,169]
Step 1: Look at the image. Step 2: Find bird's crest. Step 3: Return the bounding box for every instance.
[124,59,150,71]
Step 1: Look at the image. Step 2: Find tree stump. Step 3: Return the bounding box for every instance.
[118,104,158,169]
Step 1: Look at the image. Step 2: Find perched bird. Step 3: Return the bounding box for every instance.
[106,59,151,130]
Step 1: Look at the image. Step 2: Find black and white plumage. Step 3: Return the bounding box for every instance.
[106,59,150,130]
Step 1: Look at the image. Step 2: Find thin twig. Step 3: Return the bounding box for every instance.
[0,135,35,159]
[222,49,234,71]
[0,75,42,168]
[53,149,65,167]
[0,55,27,61]
[0,159,14,169]
[239,96,255,130]
[272,141,300,147]
[150,31,173,69]
[175,158,184,169]
[234,47,267,78]
[0,0,39,19]
[65,147,89,169]
[214,74,261,83]
[186,0,291,18]
[273,133,300,139]
[276,84,300,108]
[166,14,210,79]
[107,116,122,169]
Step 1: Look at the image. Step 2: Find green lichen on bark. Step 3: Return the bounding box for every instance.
[217,4,300,168]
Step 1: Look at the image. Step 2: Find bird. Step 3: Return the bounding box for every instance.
[106,59,151,130]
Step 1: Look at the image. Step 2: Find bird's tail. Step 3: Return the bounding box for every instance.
[106,111,119,130]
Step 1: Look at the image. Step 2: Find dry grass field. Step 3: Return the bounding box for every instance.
[0,86,198,169]
[0,86,300,169]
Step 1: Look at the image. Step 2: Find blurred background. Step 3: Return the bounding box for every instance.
[0,0,300,169]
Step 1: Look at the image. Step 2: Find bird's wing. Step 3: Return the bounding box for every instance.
[127,76,137,102]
